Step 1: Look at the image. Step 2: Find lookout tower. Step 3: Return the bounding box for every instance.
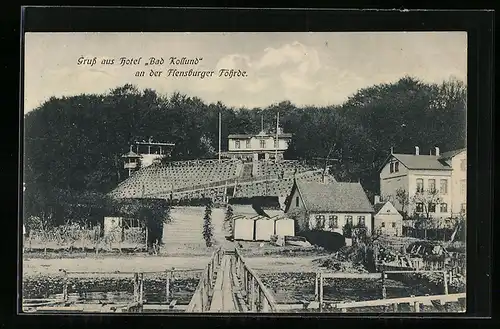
[122,138,176,176]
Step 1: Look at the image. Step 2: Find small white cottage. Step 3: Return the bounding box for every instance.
[373,196,403,236]
[284,179,374,236]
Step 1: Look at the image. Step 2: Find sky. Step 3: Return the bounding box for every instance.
[24,32,467,113]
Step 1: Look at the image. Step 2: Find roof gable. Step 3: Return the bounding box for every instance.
[296,181,374,213]
[374,201,401,216]
[439,148,466,160]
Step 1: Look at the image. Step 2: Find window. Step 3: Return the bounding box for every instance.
[460,159,466,171]
[440,203,448,213]
[246,140,250,148]
[390,162,394,173]
[260,139,266,149]
[345,215,353,225]
[460,179,466,195]
[416,178,424,192]
[357,216,366,226]
[416,203,424,212]
[392,222,396,228]
[295,196,299,207]
[381,222,385,228]
[329,215,338,228]
[315,215,325,229]
[428,179,436,192]
[428,203,436,213]
[235,140,240,149]
[460,203,466,213]
[394,162,399,172]
[440,179,448,194]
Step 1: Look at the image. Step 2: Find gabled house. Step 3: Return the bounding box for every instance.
[373,196,403,236]
[284,179,374,236]
[379,146,466,219]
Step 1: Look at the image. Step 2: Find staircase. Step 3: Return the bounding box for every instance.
[162,208,227,245]
[240,163,253,179]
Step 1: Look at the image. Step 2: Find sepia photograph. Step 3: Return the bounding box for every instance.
[22,31,467,314]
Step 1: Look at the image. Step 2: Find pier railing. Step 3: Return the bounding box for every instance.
[185,246,224,312]
[234,247,278,312]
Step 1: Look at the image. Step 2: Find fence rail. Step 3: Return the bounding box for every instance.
[234,248,278,312]
[185,247,224,312]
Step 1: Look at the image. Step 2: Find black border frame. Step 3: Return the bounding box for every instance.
[12,6,495,328]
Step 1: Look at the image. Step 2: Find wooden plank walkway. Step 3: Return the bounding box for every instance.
[208,254,238,312]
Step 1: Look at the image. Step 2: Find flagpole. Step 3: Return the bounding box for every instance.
[275,112,279,162]
[218,111,222,162]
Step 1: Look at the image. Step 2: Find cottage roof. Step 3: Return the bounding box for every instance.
[439,148,466,160]
[294,180,374,213]
[391,154,452,171]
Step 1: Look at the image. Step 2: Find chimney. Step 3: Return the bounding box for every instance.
[390,147,394,155]
[374,195,380,204]
[435,146,440,157]
[415,146,420,155]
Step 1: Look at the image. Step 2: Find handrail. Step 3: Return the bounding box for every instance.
[332,293,466,310]
[234,247,278,312]
[185,247,223,312]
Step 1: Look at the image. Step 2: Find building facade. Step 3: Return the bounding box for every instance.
[225,128,292,161]
[285,179,374,236]
[373,198,403,236]
[379,146,466,219]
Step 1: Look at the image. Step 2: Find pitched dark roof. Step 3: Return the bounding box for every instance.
[391,154,452,171]
[296,180,374,213]
[439,148,466,160]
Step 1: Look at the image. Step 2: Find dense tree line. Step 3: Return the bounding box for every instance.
[24,76,466,220]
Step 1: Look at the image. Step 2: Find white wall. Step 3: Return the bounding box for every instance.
[408,170,452,218]
[450,151,467,216]
[380,157,410,211]
[308,212,373,236]
[228,136,291,152]
[374,202,403,236]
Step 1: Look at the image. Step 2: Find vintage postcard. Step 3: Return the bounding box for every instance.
[22,31,467,314]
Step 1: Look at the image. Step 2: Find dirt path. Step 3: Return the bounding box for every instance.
[23,255,323,277]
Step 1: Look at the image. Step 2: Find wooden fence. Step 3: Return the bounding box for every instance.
[313,270,456,312]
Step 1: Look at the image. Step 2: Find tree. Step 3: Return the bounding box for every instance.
[395,188,410,218]
[343,222,353,239]
[410,188,443,239]
[224,205,234,237]
[202,199,214,247]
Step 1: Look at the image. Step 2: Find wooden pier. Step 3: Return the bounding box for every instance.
[23,249,465,314]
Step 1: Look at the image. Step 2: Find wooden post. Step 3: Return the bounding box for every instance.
[318,273,324,312]
[314,272,319,301]
[133,273,139,302]
[165,270,170,303]
[61,269,68,302]
[139,273,144,303]
[443,271,449,295]
[381,271,387,299]
[250,276,256,311]
[392,303,398,312]
[414,301,420,313]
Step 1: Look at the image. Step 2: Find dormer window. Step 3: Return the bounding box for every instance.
[394,162,399,172]
[390,162,394,173]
